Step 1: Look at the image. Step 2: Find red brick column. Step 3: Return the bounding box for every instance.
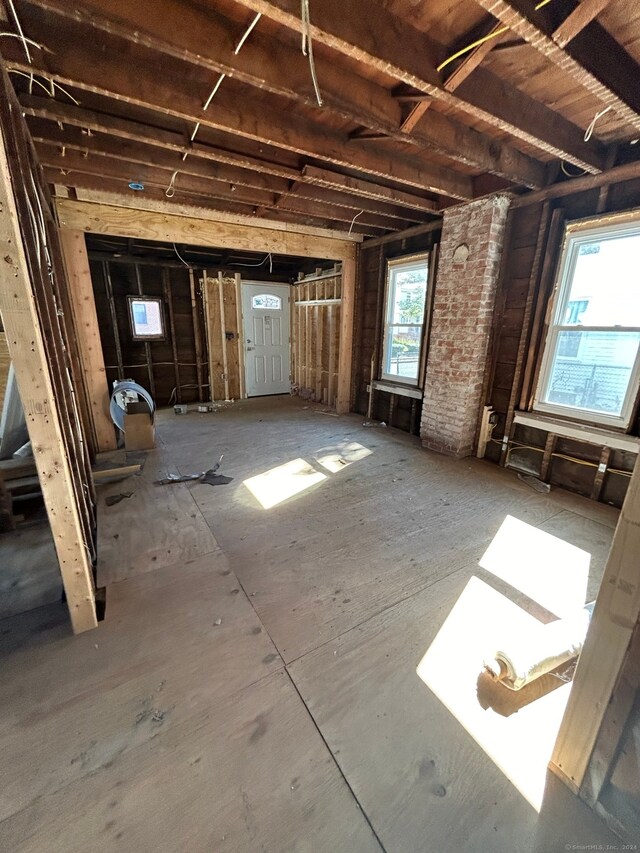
[421,194,511,457]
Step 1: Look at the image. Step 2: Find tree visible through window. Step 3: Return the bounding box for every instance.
[381,254,429,385]
[535,218,640,429]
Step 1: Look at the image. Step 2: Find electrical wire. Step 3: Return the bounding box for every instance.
[437,0,556,74]
[301,0,323,107]
[560,160,587,177]
[172,242,191,267]
[6,0,32,62]
[232,252,273,272]
[492,438,633,478]
[8,69,80,104]
[165,169,179,198]
[235,12,261,54]
[584,105,612,142]
[348,209,363,236]
[0,31,42,50]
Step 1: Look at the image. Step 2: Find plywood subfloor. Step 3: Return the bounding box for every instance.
[0,397,625,851]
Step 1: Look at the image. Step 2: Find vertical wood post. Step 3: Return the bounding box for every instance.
[336,255,356,414]
[59,229,116,452]
[551,455,640,791]
[0,122,97,632]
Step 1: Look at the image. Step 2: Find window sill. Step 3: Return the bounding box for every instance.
[372,380,423,400]
[514,411,640,453]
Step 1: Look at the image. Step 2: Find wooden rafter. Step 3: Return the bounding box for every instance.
[229,0,606,172]
[552,0,614,49]
[400,20,507,134]
[29,119,424,224]
[23,0,546,189]
[4,36,473,200]
[21,98,439,216]
[473,0,640,132]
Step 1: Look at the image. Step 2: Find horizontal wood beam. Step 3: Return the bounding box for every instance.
[552,0,613,49]
[5,44,472,201]
[510,158,640,207]
[56,197,359,260]
[361,219,443,249]
[40,148,401,234]
[473,0,640,132]
[231,0,605,172]
[301,165,438,214]
[29,119,422,223]
[22,98,439,217]
[25,0,545,189]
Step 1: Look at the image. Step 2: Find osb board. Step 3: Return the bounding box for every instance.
[0,521,62,619]
[0,555,380,852]
[96,446,219,586]
[288,568,619,853]
[0,330,9,414]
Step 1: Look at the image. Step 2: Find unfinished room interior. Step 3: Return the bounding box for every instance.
[1,0,640,849]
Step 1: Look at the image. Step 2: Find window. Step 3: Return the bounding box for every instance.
[252,294,282,310]
[381,253,429,385]
[535,217,640,429]
[127,296,165,340]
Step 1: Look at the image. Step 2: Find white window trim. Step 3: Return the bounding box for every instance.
[380,252,430,387]
[534,216,640,430]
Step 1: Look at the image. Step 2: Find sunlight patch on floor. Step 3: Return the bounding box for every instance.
[244,458,327,509]
[314,441,372,474]
[417,576,572,812]
[479,515,590,618]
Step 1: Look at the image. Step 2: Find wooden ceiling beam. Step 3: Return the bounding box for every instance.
[552,0,614,49]
[5,35,473,200]
[229,0,606,172]
[21,0,545,189]
[29,118,423,222]
[22,98,438,215]
[473,0,640,132]
[400,19,508,133]
[38,147,398,234]
[300,166,438,214]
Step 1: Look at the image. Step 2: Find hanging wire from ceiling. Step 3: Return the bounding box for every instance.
[437,0,557,73]
[172,242,191,268]
[348,209,363,236]
[232,252,273,273]
[164,13,263,197]
[6,0,32,62]
[584,105,612,142]
[301,0,323,107]
[7,69,80,104]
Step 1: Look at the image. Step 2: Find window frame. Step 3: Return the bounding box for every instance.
[127,295,166,341]
[534,215,640,430]
[380,252,430,387]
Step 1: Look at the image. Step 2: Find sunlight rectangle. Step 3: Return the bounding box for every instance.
[244,458,326,509]
[479,515,590,618]
[314,441,372,474]
[417,576,572,811]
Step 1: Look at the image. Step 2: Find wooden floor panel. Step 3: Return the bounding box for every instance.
[0,397,623,851]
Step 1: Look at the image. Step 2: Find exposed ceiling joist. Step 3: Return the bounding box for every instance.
[5,35,473,200]
[229,0,606,172]
[473,0,640,132]
[38,147,399,234]
[22,97,439,215]
[400,19,507,135]
[28,118,425,223]
[552,0,614,48]
[25,0,545,189]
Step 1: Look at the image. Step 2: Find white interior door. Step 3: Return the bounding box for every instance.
[242,282,291,397]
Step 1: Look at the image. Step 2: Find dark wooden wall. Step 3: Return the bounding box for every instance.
[353,229,441,435]
[89,257,209,406]
[484,176,640,507]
